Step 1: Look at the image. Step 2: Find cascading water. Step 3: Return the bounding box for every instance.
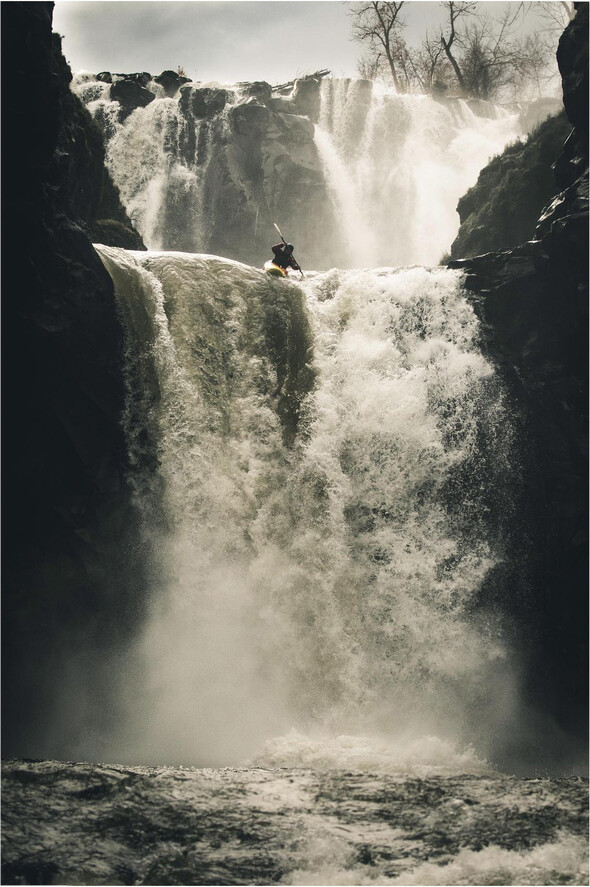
[4,68,586,887]
[73,73,223,253]
[314,79,518,266]
[94,246,518,770]
[74,73,520,269]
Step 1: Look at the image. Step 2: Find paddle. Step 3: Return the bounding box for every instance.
[274,222,304,278]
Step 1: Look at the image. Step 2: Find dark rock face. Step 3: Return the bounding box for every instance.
[178,85,228,119]
[238,80,273,102]
[171,77,337,268]
[450,4,588,743]
[450,113,571,259]
[154,68,191,97]
[1,2,147,756]
[50,42,145,250]
[110,77,155,119]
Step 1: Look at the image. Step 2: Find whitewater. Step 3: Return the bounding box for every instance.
[3,75,586,887]
[90,247,517,770]
[71,73,520,267]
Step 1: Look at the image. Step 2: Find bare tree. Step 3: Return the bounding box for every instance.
[438,2,560,101]
[349,0,564,101]
[349,2,408,92]
[417,29,452,94]
[439,1,476,95]
[357,53,384,82]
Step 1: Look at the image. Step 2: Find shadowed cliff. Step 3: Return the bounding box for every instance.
[450,3,588,745]
[1,2,147,755]
[450,111,571,259]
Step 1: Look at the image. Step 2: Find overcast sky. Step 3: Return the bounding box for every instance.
[53,1,558,86]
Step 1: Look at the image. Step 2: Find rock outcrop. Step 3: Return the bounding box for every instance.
[450,112,571,259]
[87,69,341,268]
[110,77,155,119]
[1,2,147,756]
[449,3,588,744]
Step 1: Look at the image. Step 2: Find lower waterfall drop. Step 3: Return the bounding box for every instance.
[96,246,518,769]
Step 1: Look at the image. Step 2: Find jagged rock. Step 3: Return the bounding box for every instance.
[121,71,152,87]
[535,3,588,293]
[154,69,191,97]
[449,4,588,741]
[229,98,269,136]
[2,1,147,756]
[450,112,571,259]
[291,77,323,121]
[110,78,155,119]
[96,71,112,84]
[179,84,207,118]
[178,85,227,119]
[204,87,228,115]
[238,81,272,102]
[91,218,146,250]
[557,2,589,137]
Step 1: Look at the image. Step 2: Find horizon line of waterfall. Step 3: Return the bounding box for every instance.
[91,246,519,769]
[74,73,521,270]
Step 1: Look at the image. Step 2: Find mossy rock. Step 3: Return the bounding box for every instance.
[450,112,571,259]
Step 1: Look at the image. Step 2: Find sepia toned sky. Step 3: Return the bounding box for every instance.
[53,1,551,85]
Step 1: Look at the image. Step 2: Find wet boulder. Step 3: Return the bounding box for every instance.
[179,84,207,118]
[291,76,322,122]
[110,78,155,120]
[179,85,227,119]
[238,81,272,102]
[205,87,228,115]
[154,69,191,97]
[229,98,269,137]
[123,71,152,87]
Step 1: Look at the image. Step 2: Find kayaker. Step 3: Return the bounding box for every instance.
[271,242,301,274]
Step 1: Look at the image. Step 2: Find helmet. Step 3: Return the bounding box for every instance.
[287,243,294,251]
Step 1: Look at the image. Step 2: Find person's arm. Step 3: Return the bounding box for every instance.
[272,244,283,258]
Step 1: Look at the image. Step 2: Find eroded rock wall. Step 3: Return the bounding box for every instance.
[450,112,571,259]
[1,2,147,756]
[450,3,588,742]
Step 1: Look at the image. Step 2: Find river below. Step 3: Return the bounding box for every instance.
[2,759,587,885]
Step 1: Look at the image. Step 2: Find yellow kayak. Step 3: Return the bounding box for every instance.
[263,260,287,278]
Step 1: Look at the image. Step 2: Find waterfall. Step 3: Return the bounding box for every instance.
[95,246,517,768]
[315,80,520,266]
[74,73,520,270]
[73,73,220,253]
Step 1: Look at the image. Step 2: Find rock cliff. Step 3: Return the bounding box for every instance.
[450,3,588,744]
[450,111,571,259]
[1,2,146,756]
[75,68,341,268]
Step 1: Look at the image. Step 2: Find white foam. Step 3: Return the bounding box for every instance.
[90,254,517,770]
[283,833,589,886]
[251,729,491,776]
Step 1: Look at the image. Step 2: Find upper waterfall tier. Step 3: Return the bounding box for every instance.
[75,74,523,269]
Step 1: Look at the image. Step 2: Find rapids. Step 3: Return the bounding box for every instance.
[2,759,588,886]
[91,247,519,771]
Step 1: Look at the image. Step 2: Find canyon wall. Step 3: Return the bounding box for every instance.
[450,3,588,742]
[1,1,146,755]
